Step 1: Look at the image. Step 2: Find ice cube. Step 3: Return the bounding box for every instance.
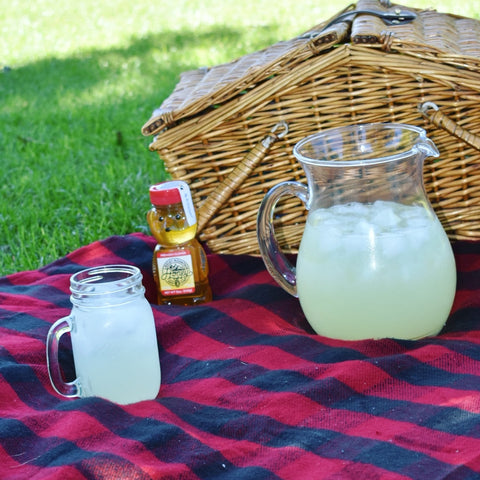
[380,233,404,258]
[355,219,376,236]
[371,206,401,231]
[317,228,342,253]
[407,224,430,246]
[344,231,370,253]
[341,202,369,216]
[309,208,333,227]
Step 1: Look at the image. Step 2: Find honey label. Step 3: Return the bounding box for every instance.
[157,249,195,295]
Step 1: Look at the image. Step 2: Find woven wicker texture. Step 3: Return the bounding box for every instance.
[143,0,480,255]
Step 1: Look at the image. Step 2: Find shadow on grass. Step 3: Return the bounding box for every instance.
[0,23,282,274]
[3,23,282,155]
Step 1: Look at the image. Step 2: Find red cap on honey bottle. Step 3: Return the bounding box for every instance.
[149,180,197,226]
[149,183,182,205]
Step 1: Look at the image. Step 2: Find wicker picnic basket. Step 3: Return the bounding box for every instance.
[142,0,480,255]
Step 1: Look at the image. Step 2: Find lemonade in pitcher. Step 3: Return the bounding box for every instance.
[296,201,456,340]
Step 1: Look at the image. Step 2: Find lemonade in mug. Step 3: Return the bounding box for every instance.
[47,265,161,404]
[69,296,160,403]
[257,124,457,340]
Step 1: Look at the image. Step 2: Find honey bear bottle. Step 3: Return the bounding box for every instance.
[147,180,212,306]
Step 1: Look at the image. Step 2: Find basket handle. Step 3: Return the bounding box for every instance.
[197,122,288,233]
[419,102,480,152]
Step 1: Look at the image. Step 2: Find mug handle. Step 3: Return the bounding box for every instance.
[46,317,79,398]
[257,181,309,298]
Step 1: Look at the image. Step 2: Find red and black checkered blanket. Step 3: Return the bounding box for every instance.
[1,233,480,479]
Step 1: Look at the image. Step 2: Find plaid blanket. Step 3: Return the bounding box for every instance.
[1,233,479,480]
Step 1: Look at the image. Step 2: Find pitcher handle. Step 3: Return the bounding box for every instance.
[46,316,79,398]
[257,181,309,297]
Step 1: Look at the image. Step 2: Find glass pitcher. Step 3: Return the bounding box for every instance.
[257,123,457,341]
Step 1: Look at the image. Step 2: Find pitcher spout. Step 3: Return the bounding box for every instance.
[416,136,440,159]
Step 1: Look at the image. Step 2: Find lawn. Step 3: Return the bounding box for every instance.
[0,0,477,275]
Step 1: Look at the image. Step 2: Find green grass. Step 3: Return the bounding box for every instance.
[0,0,476,275]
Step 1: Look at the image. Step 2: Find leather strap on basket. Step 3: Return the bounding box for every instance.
[320,7,416,32]
[419,102,480,151]
[197,122,288,233]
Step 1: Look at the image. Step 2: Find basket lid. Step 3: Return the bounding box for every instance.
[142,0,480,137]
